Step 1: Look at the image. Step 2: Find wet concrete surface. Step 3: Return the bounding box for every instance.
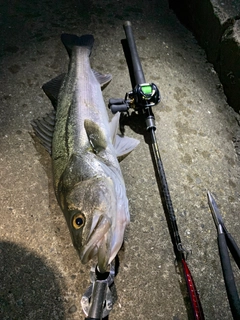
[0,0,240,319]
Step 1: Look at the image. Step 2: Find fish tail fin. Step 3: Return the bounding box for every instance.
[61,33,94,57]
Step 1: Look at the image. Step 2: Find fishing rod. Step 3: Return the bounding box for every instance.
[109,21,205,319]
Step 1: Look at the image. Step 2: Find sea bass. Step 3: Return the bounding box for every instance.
[32,34,139,272]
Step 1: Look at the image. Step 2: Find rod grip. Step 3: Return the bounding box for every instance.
[123,21,146,86]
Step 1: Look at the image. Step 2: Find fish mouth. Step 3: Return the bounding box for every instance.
[80,212,111,269]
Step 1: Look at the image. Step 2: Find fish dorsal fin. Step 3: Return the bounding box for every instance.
[31,110,56,154]
[61,34,94,57]
[92,69,112,89]
[42,69,111,109]
[84,119,107,153]
[42,73,65,109]
[109,112,140,161]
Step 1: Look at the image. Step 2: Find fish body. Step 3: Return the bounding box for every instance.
[32,34,139,272]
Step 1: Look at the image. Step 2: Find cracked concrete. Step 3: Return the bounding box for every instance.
[0,0,240,319]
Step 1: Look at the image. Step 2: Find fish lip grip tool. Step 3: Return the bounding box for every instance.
[207,191,240,320]
[81,262,115,319]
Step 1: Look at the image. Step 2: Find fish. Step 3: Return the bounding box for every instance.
[32,33,139,272]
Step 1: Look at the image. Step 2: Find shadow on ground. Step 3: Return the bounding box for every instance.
[0,241,66,320]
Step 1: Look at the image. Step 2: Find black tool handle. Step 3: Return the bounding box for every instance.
[222,224,240,270]
[226,232,240,270]
[123,21,146,86]
[218,233,240,319]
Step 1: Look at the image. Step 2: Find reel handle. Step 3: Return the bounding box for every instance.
[108,98,129,113]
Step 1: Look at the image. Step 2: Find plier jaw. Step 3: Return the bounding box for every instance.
[207,191,224,234]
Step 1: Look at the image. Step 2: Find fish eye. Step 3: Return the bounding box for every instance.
[72,213,85,229]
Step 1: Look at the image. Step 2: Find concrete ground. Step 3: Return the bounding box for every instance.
[169,0,240,114]
[0,0,240,319]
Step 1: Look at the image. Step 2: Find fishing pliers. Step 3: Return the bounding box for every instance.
[207,191,240,320]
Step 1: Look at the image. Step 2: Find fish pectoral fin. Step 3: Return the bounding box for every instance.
[109,112,120,145]
[109,112,139,161]
[31,110,56,154]
[92,69,112,90]
[114,134,140,162]
[84,119,107,153]
[42,74,66,109]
